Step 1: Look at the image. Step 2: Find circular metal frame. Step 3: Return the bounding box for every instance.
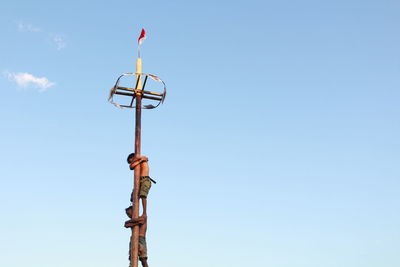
[108,73,166,109]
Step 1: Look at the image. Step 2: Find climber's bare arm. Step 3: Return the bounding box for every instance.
[129,159,142,170]
[129,156,149,170]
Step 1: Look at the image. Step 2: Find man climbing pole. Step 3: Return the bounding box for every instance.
[125,208,149,267]
[126,153,156,218]
[125,153,156,267]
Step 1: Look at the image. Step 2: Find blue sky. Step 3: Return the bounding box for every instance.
[0,0,399,266]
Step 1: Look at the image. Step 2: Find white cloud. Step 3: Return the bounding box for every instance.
[16,21,67,51]
[17,22,41,32]
[4,71,55,92]
[52,35,67,50]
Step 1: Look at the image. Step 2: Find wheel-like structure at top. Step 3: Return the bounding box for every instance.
[108,73,166,109]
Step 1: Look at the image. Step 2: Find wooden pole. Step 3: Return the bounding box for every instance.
[130,58,143,267]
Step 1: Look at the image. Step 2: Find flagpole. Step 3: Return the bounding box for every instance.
[109,27,166,267]
[130,57,142,267]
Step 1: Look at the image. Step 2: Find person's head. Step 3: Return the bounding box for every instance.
[125,206,133,218]
[127,153,135,163]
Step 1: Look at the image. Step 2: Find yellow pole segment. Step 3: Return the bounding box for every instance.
[136,58,143,90]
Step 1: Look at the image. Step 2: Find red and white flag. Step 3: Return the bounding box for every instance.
[138,28,146,46]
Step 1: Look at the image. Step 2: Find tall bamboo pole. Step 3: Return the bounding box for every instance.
[130,58,143,267]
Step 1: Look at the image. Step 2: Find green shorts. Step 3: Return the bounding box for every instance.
[139,176,152,198]
[139,236,148,259]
